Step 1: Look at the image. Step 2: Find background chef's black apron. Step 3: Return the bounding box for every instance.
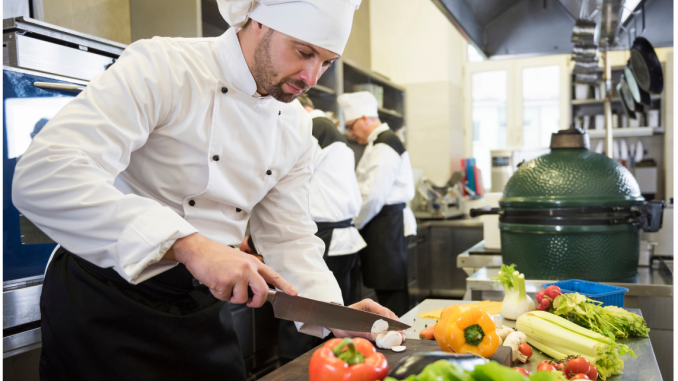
[40,247,246,381]
[358,203,409,316]
[276,219,358,365]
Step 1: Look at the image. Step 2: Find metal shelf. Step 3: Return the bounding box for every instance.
[572,95,662,105]
[377,107,403,119]
[586,127,664,138]
[309,84,336,95]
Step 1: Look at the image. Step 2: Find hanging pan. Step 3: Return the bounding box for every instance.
[617,75,636,119]
[630,37,664,94]
[624,63,651,106]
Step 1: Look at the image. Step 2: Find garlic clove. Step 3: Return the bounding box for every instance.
[391,346,406,353]
[371,319,389,334]
[376,331,403,349]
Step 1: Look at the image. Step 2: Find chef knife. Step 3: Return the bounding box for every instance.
[261,289,410,332]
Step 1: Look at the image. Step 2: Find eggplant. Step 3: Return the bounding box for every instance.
[386,352,488,380]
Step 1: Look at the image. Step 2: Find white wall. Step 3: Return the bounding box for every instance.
[370,0,467,185]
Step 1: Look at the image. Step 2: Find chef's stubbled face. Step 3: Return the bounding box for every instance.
[253,28,339,103]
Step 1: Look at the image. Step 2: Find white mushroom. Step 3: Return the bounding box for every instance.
[375,331,403,349]
[496,325,515,341]
[371,319,389,334]
[503,331,528,363]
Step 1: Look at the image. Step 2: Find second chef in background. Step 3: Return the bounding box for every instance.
[339,91,416,317]
[242,94,367,364]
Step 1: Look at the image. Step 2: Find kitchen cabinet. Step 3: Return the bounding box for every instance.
[415,220,483,300]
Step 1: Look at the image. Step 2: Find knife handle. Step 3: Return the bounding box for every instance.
[247,287,278,304]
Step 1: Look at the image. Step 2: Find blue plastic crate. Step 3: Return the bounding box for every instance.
[541,279,629,307]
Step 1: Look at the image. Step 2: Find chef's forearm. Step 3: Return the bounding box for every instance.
[163,233,200,264]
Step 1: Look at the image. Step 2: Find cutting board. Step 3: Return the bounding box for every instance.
[259,341,512,381]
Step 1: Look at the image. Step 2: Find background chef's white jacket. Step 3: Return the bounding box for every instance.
[309,116,366,256]
[354,124,417,235]
[12,27,342,338]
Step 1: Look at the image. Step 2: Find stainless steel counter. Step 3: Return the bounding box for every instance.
[401,299,663,380]
[466,266,673,298]
[460,246,673,380]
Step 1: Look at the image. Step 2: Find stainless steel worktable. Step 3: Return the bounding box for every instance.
[400,299,662,380]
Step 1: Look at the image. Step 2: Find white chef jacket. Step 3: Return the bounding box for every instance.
[12,27,342,338]
[354,123,417,235]
[309,114,366,256]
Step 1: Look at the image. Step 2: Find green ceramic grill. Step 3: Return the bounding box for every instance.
[482,127,664,281]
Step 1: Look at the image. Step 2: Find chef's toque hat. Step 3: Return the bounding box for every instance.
[338,91,379,122]
[217,0,361,56]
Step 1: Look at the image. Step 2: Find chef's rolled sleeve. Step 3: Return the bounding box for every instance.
[249,130,343,338]
[12,39,197,283]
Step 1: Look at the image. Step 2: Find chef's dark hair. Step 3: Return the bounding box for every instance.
[297,94,314,110]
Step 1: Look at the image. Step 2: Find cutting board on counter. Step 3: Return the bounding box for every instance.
[259,340,512,381]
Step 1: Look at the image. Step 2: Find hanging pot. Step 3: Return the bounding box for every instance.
[624,63,651,106]
[630,37,664,94]
[617,76,636,118]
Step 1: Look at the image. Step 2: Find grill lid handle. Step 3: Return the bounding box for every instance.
[638,200,665,232]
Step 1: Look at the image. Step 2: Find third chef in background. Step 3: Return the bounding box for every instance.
[338,91,416,317]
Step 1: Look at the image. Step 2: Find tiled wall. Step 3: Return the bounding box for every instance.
[43,0,131,44]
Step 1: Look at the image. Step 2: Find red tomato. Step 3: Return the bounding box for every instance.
[555,362,565,372]
[518,344,533,360]
[571,374,590,380]
[586,366,598,380]
[537,360,557,372]
[514,367,530,376]
[564,357,591,378]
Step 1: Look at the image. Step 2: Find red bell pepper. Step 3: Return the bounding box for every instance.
[309,337,388,381]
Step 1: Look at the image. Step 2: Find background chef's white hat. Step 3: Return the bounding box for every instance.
[217,0,361,55]
[338,91,379,122]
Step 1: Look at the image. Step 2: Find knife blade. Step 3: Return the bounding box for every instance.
[264,289,410,332]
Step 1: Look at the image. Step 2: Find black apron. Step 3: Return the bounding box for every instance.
[358,203,408,290]
[277,218,357,364]
[39,247,246,381]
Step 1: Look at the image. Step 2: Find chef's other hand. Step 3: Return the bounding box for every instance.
[329,299,406,343]
[164,233,298,307]
[239,235,254,254]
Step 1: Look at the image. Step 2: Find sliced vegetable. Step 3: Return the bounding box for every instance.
[372,319,389,334]
[309,337,388,381]
[492,264,535,320]
[552,293,650,338]
[392,346,407,353]
[517,311,636,380]
[434,304,500,358]
[376,331,403,349]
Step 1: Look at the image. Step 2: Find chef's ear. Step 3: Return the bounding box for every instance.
[249,19,269,37]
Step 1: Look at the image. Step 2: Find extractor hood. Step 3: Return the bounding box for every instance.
[432,0,673,59]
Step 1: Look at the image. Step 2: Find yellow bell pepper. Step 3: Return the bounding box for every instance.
[433,304,500,358]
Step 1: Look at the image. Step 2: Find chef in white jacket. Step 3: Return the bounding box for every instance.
[338,91,417,317]
[242,94,367,364]
[11,1,401,379]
